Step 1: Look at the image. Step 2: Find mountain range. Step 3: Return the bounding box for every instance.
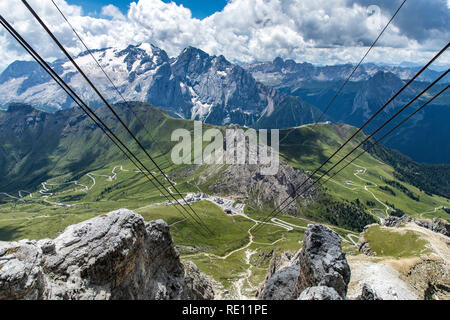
[243,57,448,89]
[244,57,450,164]
[0,44,320,128]
[0,44,448,164]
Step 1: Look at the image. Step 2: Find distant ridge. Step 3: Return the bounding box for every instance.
[0,43,320,129]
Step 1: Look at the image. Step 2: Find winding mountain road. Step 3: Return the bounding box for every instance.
[328,159,393,216]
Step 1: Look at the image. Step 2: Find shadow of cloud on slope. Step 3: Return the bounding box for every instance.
[0,225,23,242]
[278,127,329,168]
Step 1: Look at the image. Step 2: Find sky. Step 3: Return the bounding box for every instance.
[0,0,449,72]
[66,0,229,19]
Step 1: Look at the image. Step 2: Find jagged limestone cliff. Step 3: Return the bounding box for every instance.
[258,224,352,300]
[0,209,214,300]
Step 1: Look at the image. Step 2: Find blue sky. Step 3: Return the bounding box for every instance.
[67,0,229,19]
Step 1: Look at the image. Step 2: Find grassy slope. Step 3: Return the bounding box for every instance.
[278,123,450,221]
[364,225,430,258]
[291,80,450,164]
[367,141,450,199]
[0,104,448,296]
[2,108,447,241]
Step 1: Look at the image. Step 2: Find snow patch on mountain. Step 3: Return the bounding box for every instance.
[0,44,319,128]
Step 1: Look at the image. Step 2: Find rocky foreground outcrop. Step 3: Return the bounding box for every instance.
[256,251,300,300]
[258,224,354,300]
[0,209,214,300]
[295,224,351,298]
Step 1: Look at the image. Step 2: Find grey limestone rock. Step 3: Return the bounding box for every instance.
[415,218,450,237]
[0,209,214,300]
[298,286,343,300]
[383,215,411,228]
[258,224,351,300]
[356,283,383,300]
[258,265,300,300]
[295,224,351,298]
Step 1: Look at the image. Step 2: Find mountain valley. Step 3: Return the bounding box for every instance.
[0,102,448,299]
[244,57,450,164]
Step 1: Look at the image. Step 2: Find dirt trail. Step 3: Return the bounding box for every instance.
[233,249,258,300]
[328,158,394,216]
[347,254,419,300]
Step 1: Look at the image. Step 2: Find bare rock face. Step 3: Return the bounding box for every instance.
[256,251,299,300]
[197,127,317,214]
[0,209,214,300]
[295,224,351,298]
[181,261,215,300]
[383,215,412,228]
[298,286,342,300]
[357,225,378,256]
[203,162,316,214]
[357,240,374,256]
[415,218,450,237]
[258,224,350,300]
[0,241,43,300]
[263,251,298,280]
[406,260,450,300]
[258,265,300,300]
[356,283,382,300]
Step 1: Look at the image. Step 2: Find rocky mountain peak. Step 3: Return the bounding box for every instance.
[116,43,169,72]
[172,46,212,76]
[213,54,230,66]
[273,57,284,69]
[0,60,51,96]
[244,58,445,89]
[369,70,403,86]
[203,160,317,214]
[0,209,215,300]
[295,224,351,298]
[351,70,413,120]
[283,59,299,70]
[180,45,208,56]
[0,61,43,85]
[0,43,319,128]
[257,224,352,300]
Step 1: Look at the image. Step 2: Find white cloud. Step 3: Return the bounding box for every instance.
[101,4,126,21]
[0,0,448,73]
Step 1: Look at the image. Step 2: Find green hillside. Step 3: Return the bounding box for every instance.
[1,102,449,297]
[278,123,450,221]
[1,103,448,241]
[289,79,450,164]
